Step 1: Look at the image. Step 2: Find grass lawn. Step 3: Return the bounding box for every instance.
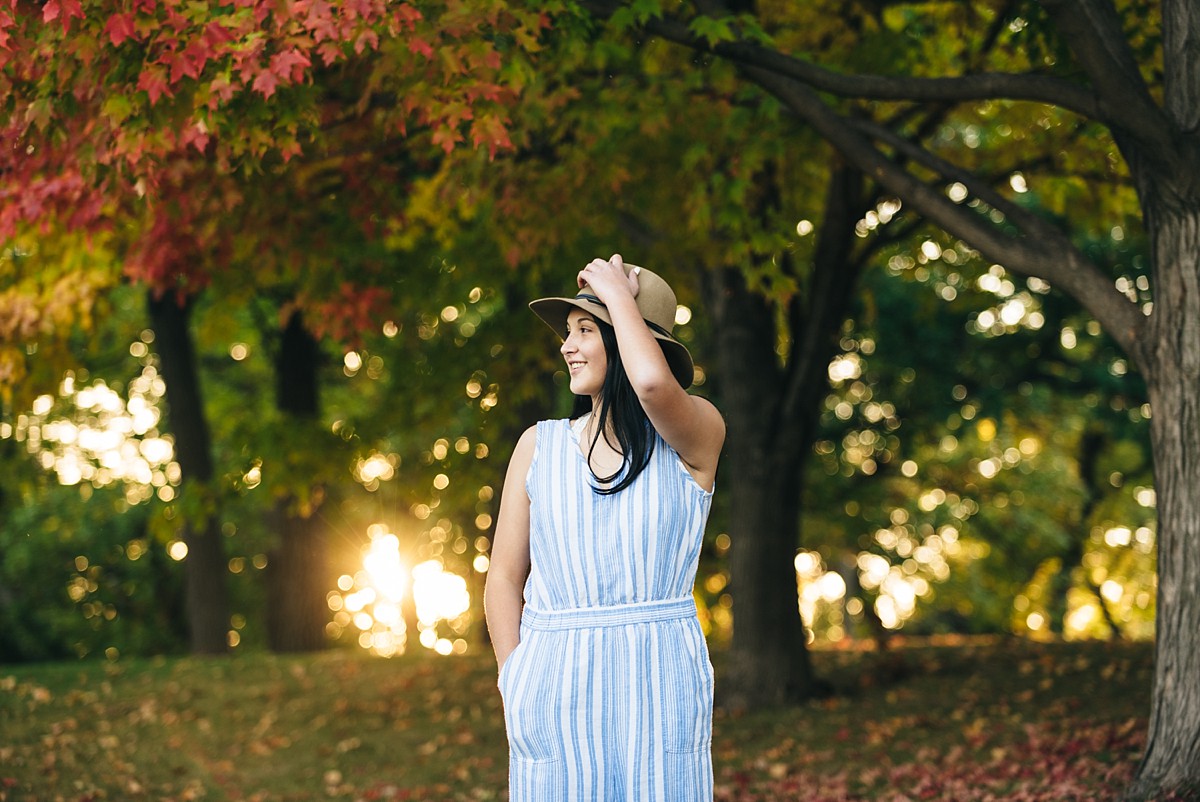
[0,636,1157,801]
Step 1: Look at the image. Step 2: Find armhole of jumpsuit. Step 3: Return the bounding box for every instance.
[523,420,542,499]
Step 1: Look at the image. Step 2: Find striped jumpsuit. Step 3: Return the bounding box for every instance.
[499,418,715,801]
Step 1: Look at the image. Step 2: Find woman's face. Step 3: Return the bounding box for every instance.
[562,308,608,397]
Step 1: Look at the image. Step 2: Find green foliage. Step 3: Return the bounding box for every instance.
[0,479,186,662]
[688,15,737,47]
[797,219,1153,640]
[0,231,125,407]
[609,0,667,30]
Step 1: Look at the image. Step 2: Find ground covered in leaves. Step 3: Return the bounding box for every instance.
[0,636,1160,800]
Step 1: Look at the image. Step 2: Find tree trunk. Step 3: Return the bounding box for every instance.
[710,264,813,708]
[1048,427,1104,636]
[722,451,816,708]
[147,291,230,655]
[265,309,331,652]
[706,162,865,709]
[1129,207,1200,799]
[266,502,329,652]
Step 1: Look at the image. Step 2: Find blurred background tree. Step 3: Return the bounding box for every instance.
[0,0,1173,795]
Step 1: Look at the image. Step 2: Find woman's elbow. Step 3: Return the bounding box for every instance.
[637,380,687,413]
[628,368,674,402]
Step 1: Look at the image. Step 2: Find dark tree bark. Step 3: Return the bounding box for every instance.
[265,309,330,653]
[146,291,230,655]
[706,161,866,708]
[707,264,814,708]
[1129,202,1200,799]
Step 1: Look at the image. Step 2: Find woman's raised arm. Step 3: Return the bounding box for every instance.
[575,255,725,488]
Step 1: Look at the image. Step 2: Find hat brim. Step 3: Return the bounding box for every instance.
[528,296,694,389]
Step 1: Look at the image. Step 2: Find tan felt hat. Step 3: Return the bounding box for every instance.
[528,263,694,389]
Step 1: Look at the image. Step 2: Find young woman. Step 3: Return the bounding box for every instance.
[484,254,725,801]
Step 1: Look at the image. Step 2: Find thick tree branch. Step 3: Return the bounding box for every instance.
[777,163,865,452]
[845,116,1067,245]
[739,65,1148,367]
[583,2,1107,121]
[1039,0,1173,153]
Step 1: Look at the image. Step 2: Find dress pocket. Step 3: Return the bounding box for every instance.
[497,638,526,693]
[509,754,562,800]
[501,632,560,764]
[664,747,713,800]
[664,620,715,753]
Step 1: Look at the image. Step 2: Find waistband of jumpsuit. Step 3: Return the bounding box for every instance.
[521,596,697,631]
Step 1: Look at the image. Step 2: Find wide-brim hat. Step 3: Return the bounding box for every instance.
[529,263,694,389]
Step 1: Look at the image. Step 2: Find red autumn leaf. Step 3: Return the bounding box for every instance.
[180,37,216,79]
[301,0,336,40]
[353,29,379,54]
[103,13,137,46]
[470,114,512,160]
[180,123,210,153]
[0,11,14,49]
[164,51,190,84]
[252,68,279,98]
[251,0,270,25]
[137,65,170,105]
[270,49,311,83]
[201,20,234,49]
[317,41,342,65]
[407,36,433,58]
[206,74,235,108]
[466,81,505,104]
[393,3,422,25]
[279,139,302,162]
[57,0,85,31]
[232,38,266,83]
[163,7,189,34]
[431,123,463,154]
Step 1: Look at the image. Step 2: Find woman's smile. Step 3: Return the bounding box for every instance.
[562,309,607,395]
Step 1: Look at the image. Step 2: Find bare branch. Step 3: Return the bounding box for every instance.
[739,65,1149,366]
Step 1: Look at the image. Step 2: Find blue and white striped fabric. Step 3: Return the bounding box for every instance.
[499,418,715,801]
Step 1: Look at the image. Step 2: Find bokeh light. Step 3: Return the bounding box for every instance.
[3,365,182,504]
[327,528,474,657]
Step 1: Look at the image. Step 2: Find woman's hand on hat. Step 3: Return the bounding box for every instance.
[578,254,639,301]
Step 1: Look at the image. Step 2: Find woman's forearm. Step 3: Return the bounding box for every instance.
[603,290,677,396]
[484,573,525,669]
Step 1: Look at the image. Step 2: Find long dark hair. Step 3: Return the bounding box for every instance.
[570,317,655,494]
